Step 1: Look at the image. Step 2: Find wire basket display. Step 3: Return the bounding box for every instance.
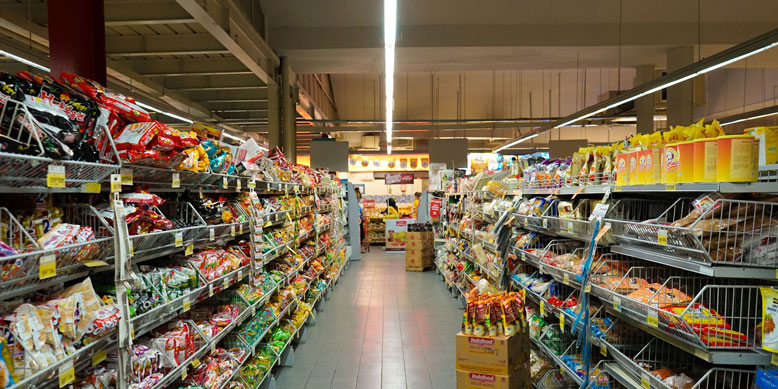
[128,201,207,262]
[0,98,121,190]
[194,200,250,244]
[0,205,113,299]
[609,198,778,270]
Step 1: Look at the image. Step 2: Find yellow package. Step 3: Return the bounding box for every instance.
[648,131,664,148]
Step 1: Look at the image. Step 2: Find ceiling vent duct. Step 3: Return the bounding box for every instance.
[392,138,414,151]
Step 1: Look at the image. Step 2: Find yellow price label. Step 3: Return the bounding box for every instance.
[130,327,135,340]
[523,218,529,228]
[666,184,677,191]
[236,179,241,191]
[657,230,668,245]
[183,296,191,312]
[110,174,122,193]
[614,185,623,192]
[211,343,217,354]
[59,361,75,388]
[172,172,181,188]
[39,255,56,279]
[185,243,194,256]
[47,165,66,188]
[563,274,570,285]
[642,374,651,389]
[772,354,778,366]
[613,297,622,312]
[230,225,236,237]
[83,260,109,267]
[239,224,243,234]
[223,278,230,289]
[248,179,256,189]
[129,240,134,257]
[539,301,546,317]
[567,221,574,234]
[121,168,133,185]
[92,349,107,367]
[647,310,659,327]
[182,367,187,380]
[238,270,243,280]
[559,313,565,332]
[82,182,101,193]
[191,358,201,368]
[175,232,183,247]
[542,218,548,228]
[223,177,228,189]
[209,228,215,241]
[600,343,607,356]
[208,284,214,297]
[584,284,592,293]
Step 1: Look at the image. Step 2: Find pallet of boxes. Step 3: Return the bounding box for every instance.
[405,224,434,271]
[456,290,530,389]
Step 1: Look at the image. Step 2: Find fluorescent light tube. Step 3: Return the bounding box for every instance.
[0,50,49,72]
[721,110,778,126]
[384,0,397,147]
[494,133,539,152]
[135,102,194,124]
[387,144,392,154]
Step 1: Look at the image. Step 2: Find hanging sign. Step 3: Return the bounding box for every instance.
[430,198,442,218]
[385,173,414,185]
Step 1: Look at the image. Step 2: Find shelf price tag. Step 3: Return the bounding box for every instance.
[647,310,659,327]
[92,349,107,367]
[612,296,622,312]
[59,360,75,387]
[230,225,236,237]
[584,283,592,293]
[208,284,214,297]
[567,221,574,234]
[223,278,230,289]
[39,254,56,280]
[238,270,243,280]
[82,182,101,193]
[523,218,529,228]
[600,343,607,356]
[209,228,215,241]
[239,224,243,235]
[110,174,122,193]
[47,165,66,188]
[563,274,570,285]
[614,185,623,192]
[191,358,201,368]
[642,373,651,389]
[181,367,187,380]
[185,242,194,256]
[666,184,677,191]
[128,239,134,257]
[211,343,217,354]
[542,218,548,228]
[559,313,565,332]
[236,179,241,191]
[772,354,778,366]
[538,264,545,274]
[248,178,256,189]
[183,296,190,312]
[121,168,133,185]
[175,232,183,247]
[223,177,228,189]
[521,253,526,262]
[172,173,181,188]
[657,229,668,245]
[539,301,546,317]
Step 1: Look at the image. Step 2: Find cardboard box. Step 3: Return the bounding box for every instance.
[455,331,528,375]
[407,239,433,249]
[456,367,531,389]
[406,247,433,258]
[407,231,434,241]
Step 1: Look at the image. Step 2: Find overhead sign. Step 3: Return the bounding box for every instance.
[385,173,414,185]
[430,198,442,218]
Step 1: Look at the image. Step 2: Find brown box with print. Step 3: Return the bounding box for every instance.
[455,331,528,375]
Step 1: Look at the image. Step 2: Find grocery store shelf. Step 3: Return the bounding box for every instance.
[529,330,584,386]
[455,181,778,197]
[610,245,775,279]
[601,362,643,389]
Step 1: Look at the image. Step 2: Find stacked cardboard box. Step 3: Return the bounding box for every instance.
[405,230,434,271]
[455,329,531,389]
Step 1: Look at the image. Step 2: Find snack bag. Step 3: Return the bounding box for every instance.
[114,121,164,151]
[760,287,778,352]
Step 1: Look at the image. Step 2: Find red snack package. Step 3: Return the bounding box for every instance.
[60,72,104,100]
[99,91,151,122]
[119,149,163,166]
[178,131,200,148]
[114,121,163,151]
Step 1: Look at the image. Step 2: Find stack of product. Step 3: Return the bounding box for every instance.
[405,223,434,271]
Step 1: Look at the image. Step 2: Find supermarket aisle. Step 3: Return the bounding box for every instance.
[275,250,461,389]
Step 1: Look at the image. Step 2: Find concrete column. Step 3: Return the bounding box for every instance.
[667,46,694,127]
[634,65,656,133]
[267,83,281,149]
[281,57,297,163]
[47,0,106,84]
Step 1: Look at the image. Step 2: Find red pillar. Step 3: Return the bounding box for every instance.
[47,0,106,84]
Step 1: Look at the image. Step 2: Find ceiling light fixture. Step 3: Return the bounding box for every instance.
[494,133,539,152]
[493,28,778,152]
[384,0,397,154]
[0,50,49,72]
[719,105,778,126]
[135,102,194,124]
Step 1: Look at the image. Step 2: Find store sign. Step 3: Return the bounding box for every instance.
[385,173,414,185]
[430,198,442,218]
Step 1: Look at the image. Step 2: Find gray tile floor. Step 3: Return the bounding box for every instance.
[275,250,461,389]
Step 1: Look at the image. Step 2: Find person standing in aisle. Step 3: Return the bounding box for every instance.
[382,197,399,216]
[413,192,421,219]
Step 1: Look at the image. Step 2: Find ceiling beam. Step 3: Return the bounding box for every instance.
[185,88,268,101]
[204,100,269,110]
[175,0,279,85]
[104,2,196,26]
[151,73,266,90]
[120,57,252,77]
[106,33,228,56]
